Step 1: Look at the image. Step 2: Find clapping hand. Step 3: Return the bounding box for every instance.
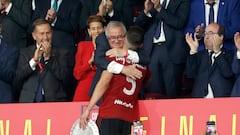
[45,9,57,23]
[234,32,240,51]
[185,32,199,54]
[211,34,222,54]
[144,0,153,14]
[41,41,51,61]
[33,44,44,62]
[0,0,10,10]
[195,23,205,40]
[79,109,90,129]
[98,0,113,16]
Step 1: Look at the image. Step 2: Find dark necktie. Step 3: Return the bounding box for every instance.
[52,0,58,11]
[209,51,214,69]
[154,0,167,39]
[208,2,215,24]
[35,56,45,102]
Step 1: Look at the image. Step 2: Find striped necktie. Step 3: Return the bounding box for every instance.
[52,0,58,11]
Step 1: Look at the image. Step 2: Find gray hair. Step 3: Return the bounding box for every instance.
[105,21,127,37]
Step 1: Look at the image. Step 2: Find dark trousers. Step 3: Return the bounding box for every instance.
[97,117,131,135]
[148,45,184,98]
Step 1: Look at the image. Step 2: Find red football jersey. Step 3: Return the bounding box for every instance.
[98,56,150,122]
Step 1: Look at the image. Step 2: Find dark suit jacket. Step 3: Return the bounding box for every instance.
[135,0,190,64]
[184,0,240,50]
[1,0,32,48]
[0,39,19,103]
[79,0,133,30]
[14,45,69,102]
[185,48,234,97]
[231,53,240,96]
[32,0,81,48]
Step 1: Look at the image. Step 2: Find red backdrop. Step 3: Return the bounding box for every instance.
[0,98,240,135]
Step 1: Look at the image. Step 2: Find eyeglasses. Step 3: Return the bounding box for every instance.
[204,31,218,36]
[107,35,125,41]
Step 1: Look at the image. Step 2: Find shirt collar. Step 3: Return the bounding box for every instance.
[205,0,219,5]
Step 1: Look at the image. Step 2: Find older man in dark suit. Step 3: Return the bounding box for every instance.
[185,23,234,98]
[184,0,240,51]
[14,19,69,102]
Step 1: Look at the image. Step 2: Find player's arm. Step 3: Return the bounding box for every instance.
[80,70,113,129]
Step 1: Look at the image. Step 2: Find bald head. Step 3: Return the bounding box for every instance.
[206,23,225,36]
[204,23,225,50]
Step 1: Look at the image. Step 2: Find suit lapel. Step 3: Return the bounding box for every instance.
[201,50,212,74]
[209,48,225,74]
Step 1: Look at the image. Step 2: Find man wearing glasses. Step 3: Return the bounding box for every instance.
[184,0,240,51]
[185,23,234,98]
[89,21,149,98]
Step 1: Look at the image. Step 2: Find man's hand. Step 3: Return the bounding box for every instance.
[195,23,204,39]
[234,32,240,51]
[151,0,161,12]
[98,0,113,15]
[0,0,10,10]
[144,0,153,14]
[105,0,113,14]
[79,109,90,129]
[212,34,222,54]
[106,48,126,57]
[45,9,57,23]
[98,0,105,15]
[33,45,44,61]
[41,41,51,61]
[185,32,199,54]
[121,65,142,80]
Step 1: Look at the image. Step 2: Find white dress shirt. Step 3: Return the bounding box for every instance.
[204,0,220,25]
[153,0,170,43]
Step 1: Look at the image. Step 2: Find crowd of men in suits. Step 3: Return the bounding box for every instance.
[1,0,240,103]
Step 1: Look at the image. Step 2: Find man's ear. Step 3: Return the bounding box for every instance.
[32,32,36,40]
[87,28,91,37]
[220,35,224,41]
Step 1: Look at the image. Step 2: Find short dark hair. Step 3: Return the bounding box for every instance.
[126,25,144,50]
[217,24,225,36]
[32,18,51,32]
[86,15,106,29]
